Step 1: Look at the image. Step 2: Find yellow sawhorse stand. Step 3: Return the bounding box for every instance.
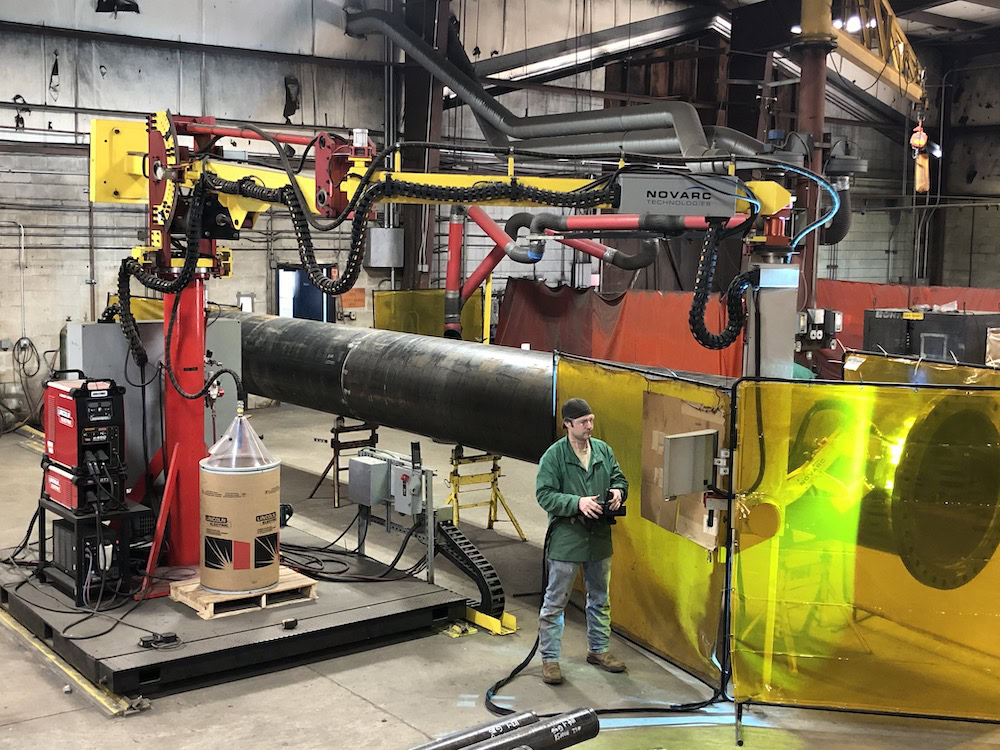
[445,446,526,542]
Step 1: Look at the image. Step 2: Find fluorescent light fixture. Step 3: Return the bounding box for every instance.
[487,23,703,82]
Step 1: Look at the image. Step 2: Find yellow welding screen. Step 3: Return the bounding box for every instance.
[373,289,483,341]
[731,380,1000,719]
[557,356,729,684]
[843,350,1000,387]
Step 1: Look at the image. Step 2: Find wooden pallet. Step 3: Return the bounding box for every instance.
[169,566,318,620]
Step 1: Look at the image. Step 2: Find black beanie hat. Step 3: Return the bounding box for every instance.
[561,398,593,422]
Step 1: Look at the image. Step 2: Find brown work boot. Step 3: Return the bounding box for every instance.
[587,651,626,673]
[542,661,563,685]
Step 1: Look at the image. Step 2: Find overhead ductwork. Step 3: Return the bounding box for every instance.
[343,9,718,157]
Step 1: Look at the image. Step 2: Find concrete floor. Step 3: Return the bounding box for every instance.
[2,403,1000,749]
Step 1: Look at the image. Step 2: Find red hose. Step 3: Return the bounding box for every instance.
[543,230,608,261]
[446,213,465,295]
[564,214,641,230]
[183,123,317,147]
[467,205,516,249]
[462,244,507,302]
[462,205,520,304]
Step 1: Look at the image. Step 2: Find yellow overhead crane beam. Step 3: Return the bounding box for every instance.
[799,0,926,103]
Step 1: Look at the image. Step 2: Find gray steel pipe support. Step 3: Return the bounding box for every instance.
[222,312,554,462]
[344,9,712,156]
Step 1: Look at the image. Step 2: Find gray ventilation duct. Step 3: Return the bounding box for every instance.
[509,127,769,157]
[444,15,510,150]
[705,127,769,157]
[344,9,716,157]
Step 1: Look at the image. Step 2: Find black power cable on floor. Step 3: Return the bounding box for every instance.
[282,517,426,584]
[484,524,723,719]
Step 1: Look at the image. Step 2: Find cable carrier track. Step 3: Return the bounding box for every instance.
[432,521,506,619]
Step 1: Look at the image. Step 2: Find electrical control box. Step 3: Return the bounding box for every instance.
[663,429,719,499]
[364,227,404,268]
[797,307,843,351]
[348,456,390,506]
[351,447,429,516]
[44,377,126,472]
[51,518,123,604]
[391,463,422,516]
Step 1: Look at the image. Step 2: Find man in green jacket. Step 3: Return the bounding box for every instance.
[535,397,628,686]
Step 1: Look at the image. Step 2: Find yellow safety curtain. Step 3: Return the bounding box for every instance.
[731,380,1000,719]
[373,289,484,341]
[557,356,730,684]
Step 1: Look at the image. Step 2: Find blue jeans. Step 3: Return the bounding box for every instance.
[538,557,612,662]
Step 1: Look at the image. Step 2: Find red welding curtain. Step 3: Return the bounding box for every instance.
[495,280,743,377]
[498,278,1000,380]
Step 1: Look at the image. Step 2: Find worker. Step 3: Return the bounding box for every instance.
[535,397,629,686]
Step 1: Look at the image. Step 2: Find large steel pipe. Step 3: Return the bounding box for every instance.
[221,312,554,462]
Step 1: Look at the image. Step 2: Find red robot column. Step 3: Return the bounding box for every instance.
[163,278,208,567]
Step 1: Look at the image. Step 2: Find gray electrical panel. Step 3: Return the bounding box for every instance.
[391,462,422,515]
[348,456,390,506]
[364,227,404,268]
[60,318,241,487]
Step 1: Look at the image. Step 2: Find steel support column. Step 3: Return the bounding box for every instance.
[795,0,835,309]
[401,0,448,290]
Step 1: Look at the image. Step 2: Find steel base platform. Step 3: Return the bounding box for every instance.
[1,528,465,696]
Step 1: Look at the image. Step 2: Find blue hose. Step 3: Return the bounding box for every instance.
[781,164,841,248]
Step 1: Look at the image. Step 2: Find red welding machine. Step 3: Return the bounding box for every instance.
[42,375,127,512]
[43,376,126,472]
[43,461,124,511]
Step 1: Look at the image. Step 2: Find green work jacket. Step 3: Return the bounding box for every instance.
[535,436,628,563]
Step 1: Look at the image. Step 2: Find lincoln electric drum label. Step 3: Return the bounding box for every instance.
[200,463,281,590]
[204,537,253,571]
[254,533,278,569]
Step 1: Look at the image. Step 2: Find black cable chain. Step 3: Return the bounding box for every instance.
[688,222,754,350]
[209,170,614,299]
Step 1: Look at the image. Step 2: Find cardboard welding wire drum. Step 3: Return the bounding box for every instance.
[199,458,281,594]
